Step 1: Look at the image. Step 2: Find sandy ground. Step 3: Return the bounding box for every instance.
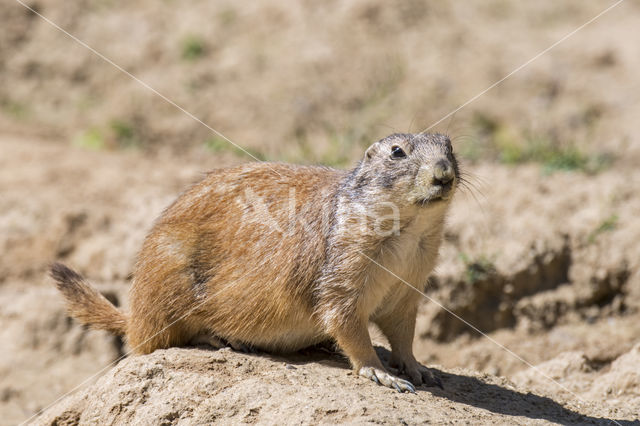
[34,348,640,425]
[1,0,640,424]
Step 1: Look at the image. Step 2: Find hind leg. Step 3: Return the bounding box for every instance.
[127,320,191,354]
[127,283,199,354]
[188,333,256,353]
[127,284,197,354]
[189,333,225,349]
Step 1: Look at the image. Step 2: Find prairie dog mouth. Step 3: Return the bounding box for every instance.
[415,180,454,205]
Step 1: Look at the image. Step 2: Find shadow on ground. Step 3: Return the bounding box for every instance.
[262,345,636,426]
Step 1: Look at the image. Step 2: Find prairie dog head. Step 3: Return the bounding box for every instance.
[358,133,459,208]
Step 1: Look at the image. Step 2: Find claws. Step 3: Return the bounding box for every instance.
[390,357,444,390]
[359,366,416,393]
[435,376,444,390]
[400,381,417,394]
[419,365,444,389]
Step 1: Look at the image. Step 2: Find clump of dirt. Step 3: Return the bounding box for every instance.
[421,242,573,341]
[513,345,640,411]
[421,237,632,341]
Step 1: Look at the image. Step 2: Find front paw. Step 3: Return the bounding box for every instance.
[359,366,416,393]
[389,358,443,389]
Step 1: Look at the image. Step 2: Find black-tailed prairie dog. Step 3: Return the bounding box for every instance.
[52,132,459,393]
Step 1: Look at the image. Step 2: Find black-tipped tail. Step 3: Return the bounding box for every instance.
[50,262,127,336]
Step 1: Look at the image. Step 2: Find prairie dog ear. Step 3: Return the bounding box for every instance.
[364,142,379,161]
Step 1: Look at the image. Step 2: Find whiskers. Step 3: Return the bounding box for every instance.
[455,160,488,214]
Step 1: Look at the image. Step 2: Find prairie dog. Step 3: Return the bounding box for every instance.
[52,132,458,393]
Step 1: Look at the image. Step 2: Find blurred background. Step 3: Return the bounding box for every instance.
[1,0,639,423]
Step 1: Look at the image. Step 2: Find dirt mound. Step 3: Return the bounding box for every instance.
[34,347,636,425]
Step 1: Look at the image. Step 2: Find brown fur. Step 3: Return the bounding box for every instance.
[51,133,458,392]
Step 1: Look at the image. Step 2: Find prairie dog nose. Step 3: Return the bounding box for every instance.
[433,159,454,184]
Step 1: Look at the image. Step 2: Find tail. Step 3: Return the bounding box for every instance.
[50,262,127,336]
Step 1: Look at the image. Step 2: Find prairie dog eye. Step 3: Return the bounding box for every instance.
[390,145,406,159]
